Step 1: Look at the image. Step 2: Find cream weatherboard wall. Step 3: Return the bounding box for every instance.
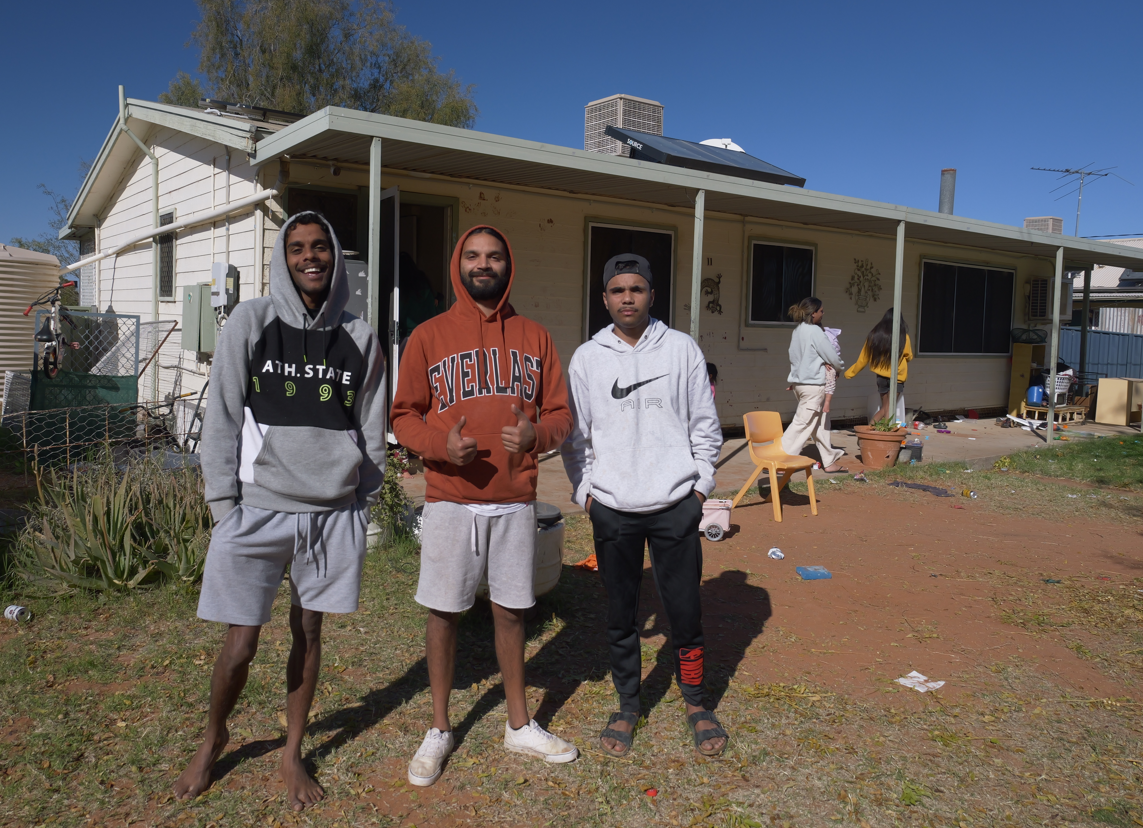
[264,162,1044,424]
[88,141,1042,423]
[91,125,264,397]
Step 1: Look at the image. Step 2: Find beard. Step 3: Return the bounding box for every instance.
[461,268,509,302]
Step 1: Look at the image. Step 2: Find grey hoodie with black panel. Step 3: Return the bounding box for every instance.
[201,212,387,522]
[561,318,722,514]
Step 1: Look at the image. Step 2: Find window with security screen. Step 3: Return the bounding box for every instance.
[158,212,175,300]
[918,260,1014,354]
[746,241,815,324]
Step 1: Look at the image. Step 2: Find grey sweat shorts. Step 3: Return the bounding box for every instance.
[198,502,369,626]
[415,501,536,613]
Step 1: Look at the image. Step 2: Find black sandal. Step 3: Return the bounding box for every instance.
[687,710,729,757]
[599,712,638,757]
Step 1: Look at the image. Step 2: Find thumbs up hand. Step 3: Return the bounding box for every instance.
[501,404,537,454]
[447,416,478,466]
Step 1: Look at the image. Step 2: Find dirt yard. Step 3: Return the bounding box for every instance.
[1,471,1141,827]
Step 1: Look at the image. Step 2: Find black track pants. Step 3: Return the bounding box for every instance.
[589,494,706,713]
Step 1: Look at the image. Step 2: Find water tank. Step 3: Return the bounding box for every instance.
[0,245,60,394]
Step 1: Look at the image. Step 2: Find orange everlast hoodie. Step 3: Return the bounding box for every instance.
[391,226,572,504]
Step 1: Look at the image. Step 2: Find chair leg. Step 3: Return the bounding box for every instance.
[775,469,794,494]
[732,464,765,509]
[768,466,783,523]
[805,468,817,516]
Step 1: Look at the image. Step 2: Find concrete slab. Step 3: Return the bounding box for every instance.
[397,418,1141,517]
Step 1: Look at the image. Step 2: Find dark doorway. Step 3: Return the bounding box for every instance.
[399,202,450,339]
[286,188,359,254]
[586,223,674,339]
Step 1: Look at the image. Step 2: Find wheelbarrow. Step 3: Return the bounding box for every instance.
[699,498,733,541]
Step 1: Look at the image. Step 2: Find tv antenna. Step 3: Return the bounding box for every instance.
[1031,164,1134,237]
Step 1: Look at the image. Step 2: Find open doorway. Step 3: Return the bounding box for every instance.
[398,200,452,340]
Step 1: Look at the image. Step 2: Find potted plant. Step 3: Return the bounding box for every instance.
[854,417,907,470]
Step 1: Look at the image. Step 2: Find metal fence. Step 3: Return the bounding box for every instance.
[1060,326,1143,380]
[0,313,199,476]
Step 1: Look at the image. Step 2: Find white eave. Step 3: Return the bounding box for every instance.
[60,99,277,239]
[251,106,1143,273]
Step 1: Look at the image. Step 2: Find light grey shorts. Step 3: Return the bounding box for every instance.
[198,502,369,626]
[415,501,536,613]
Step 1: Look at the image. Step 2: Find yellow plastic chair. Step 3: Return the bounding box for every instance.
[730,411,818,523]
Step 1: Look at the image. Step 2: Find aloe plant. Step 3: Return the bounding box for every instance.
[12,452,212,593]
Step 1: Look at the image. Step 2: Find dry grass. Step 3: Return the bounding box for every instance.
[1,519,1141,826]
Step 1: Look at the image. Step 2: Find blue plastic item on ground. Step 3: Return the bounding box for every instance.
[796,566,832,580]
[1027,385,1045,405]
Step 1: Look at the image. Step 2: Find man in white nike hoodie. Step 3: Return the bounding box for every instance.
[562,254,727,758]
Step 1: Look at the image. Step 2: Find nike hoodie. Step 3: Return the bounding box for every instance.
[561,318,722,513]
[390,225,572,504]
[201,212,387,522]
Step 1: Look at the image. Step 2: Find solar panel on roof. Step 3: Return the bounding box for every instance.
[605,125,806,187]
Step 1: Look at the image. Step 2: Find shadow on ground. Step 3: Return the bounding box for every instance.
[298,562,770,760]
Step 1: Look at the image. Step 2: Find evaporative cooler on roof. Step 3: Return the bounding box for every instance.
[585,94,663,156]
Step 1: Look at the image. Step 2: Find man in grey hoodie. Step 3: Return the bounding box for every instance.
[174,212,386,810]
[561,254,727,758]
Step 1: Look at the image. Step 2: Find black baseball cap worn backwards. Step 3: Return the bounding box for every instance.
[603,253,653,289]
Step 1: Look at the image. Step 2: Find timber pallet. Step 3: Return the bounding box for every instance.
[1019,401,1087,424]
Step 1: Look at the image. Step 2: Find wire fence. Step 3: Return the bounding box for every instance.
[0,314,202,479]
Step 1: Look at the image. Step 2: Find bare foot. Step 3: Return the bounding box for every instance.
[601,718,633,756]
[281,755,324,811]
[174,728,229,799]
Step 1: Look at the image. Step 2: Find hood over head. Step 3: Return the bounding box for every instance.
[591,316,670,353]
[269,211,350,329]
[449,225,517,324]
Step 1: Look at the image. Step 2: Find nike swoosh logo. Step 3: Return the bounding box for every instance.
[611,375,667,399]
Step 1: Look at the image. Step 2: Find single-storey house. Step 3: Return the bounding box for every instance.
[59,93,1143,427]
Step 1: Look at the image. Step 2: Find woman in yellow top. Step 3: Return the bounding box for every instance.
[844,307,913,424]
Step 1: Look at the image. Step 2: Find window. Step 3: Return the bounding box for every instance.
[747,241,814,323]
[157,212,175,300]
[585,223,674,339]
[918,260,1014,354]
[287,187,359,252]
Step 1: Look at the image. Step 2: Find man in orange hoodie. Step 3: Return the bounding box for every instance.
[392,226,577,786]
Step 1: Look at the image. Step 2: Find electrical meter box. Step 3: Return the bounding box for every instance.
[210,262,239,309]
[182,283,217,352]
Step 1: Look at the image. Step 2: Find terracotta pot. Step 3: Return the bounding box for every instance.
[854,425,906,470]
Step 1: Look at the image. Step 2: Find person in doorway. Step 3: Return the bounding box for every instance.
[391,225,577,787]
[175,212,387,810]
[781,297,848,473]
[561,253,727,759]
[845,307,912,424]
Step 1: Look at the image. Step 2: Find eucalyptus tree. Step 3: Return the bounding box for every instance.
[160,0,477,127]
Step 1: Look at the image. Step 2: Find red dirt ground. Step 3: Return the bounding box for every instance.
[678,488,1142,706]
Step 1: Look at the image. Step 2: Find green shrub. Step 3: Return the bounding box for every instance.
[371,448,414,539]
[11,453,211,594]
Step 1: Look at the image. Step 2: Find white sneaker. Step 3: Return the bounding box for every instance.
[408,727,454,786]
[503,719,579,763]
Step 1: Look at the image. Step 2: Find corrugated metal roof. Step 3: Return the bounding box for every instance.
[603,125,806,187]
[251,107,1143,271]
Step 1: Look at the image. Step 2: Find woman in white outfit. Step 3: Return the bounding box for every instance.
[781,298,847,473]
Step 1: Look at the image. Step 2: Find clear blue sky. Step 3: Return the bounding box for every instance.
[5,0,1141,248]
